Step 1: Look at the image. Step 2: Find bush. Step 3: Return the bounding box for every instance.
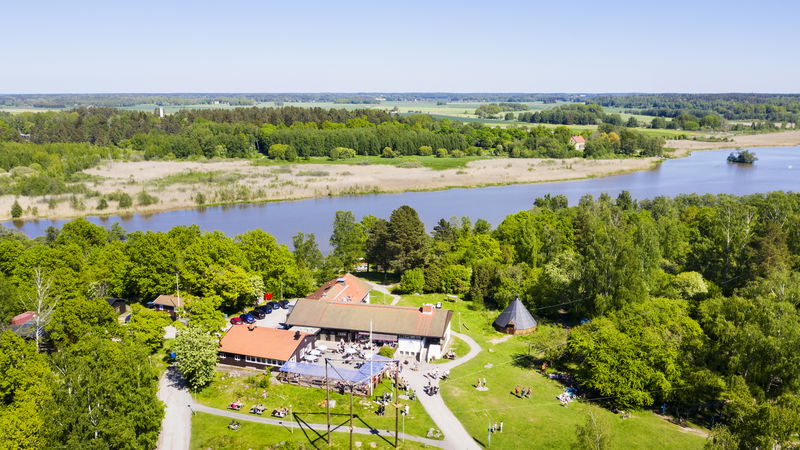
[330,147,356,160]
[137,191,159,206]
[450,149,465,158]
[418,146,433,156]
[268,144,289,160]
[378,345,396,358]
[435,148,448,158]
[97,198,109,210]
[10,200,22,218]
[398,268,425,294]
[118,192,133,208]
[381,147,397,158]
[195,192,206,205]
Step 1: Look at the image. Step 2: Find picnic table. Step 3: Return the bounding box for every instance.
[272,407,289,418]
[229,401,244,411]
[250,404,266,415]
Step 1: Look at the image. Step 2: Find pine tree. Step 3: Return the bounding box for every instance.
[10,200,22,218]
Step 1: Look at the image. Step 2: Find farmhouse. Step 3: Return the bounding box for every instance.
[306,273,371,303]
[218,326,317,370]
[285,299,452,361]
[151,294,183,319]
[570,135,586,151]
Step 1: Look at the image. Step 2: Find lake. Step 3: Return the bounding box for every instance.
[4,147,799,250]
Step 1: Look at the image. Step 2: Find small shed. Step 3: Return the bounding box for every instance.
[493,296,537,335]
[105,298,127,315]
[569,135,586,151]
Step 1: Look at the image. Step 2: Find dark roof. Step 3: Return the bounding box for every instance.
[286,299,452,339]
[105,298,125,306]
[493,296,537,331]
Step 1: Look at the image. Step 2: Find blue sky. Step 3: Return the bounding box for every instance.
[2,0,798,93]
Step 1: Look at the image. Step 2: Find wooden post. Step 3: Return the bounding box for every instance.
[394,363,399,447]
[326,359,331,446]
[349,385,354,450]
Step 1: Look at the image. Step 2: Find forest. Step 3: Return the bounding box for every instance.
[1,191,800,447]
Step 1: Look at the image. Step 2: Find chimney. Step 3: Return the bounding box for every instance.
[294,330,301,340]
[421,305,433,315]
[248,325,255,331]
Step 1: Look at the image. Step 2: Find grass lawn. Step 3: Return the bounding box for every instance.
[397,295,707,449]
[195,370,441,440]
[369,290,395,305]
[429,335,469,365]
[190,411,433,449]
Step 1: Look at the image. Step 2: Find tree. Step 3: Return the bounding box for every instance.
[174,326,218,390]
[574,412,611,450]
[330,211,366,272]
[49,337,163,449]
[0,331,54,450]
[126,303,170,353]
[186,296,226,334]
[387,205,428,272]
[292,232,322,270]
[364,218,391,275]
[47,296,120,348]
[398,268,425,294]
[20,268,59,350]
[11,200,22,218]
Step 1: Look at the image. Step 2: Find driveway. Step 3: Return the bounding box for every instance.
[156,366,192,450]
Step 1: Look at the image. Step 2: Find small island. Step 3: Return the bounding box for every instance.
[727,149,758,164]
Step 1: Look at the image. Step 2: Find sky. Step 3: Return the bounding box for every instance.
[2,0,799,93]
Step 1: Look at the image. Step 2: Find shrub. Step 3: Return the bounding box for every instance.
[435,148,448,158]
[137,191,159,206]
[97,198,109,210]
[10,200,22,218]
[118,192,133,208]
[381,147,397,158]
[418,146,433,156]
[398,268,425,294]
[450,149,465,158]
[195,192,206,205]
[330,147,356,160]
[378,345,396,358]
[268,144,288,160]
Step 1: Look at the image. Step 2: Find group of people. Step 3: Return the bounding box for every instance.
[424,382,439,396]
[475,377,488,389]
[514,385,533,398]
[227,420,241,431]
[489,422,504,434]
[425,369,448,380]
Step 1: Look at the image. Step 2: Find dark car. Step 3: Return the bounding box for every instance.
[279,300,290,309]
[240,313,255,324]
[269,301,281,310]
[250,309,266,319]
[256,304,272,313]
[230,317,244,325]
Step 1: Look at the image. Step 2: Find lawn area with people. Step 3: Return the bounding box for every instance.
[398,294,708,449]
[194,370,442,440]
[190,412,433,449]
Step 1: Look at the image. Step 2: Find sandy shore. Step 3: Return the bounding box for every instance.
[667,130,800,156]
[3,130,799,222]
[0,157,659,222]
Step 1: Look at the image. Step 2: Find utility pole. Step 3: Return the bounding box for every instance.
[349,384,354,450]
[394,363,399,448]
[325,359,331,446]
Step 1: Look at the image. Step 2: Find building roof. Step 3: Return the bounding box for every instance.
[219,326,312,361]
[105,298,125,307]
[570,135,586,143]
[11,311,35,325]
[307,273,370,303]
[285,298,452,339]
[493,296,537,331]
[153,295,184,308]
[279,355,392,384]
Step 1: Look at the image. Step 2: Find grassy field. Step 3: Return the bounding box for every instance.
[396,295,707,449]
[190,412,433,449]
[195,370,441,440]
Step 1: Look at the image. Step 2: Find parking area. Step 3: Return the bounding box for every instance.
[253,299,295,329]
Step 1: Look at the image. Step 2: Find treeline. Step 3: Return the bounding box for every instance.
[593,93,800,123]
[323,193,800,447]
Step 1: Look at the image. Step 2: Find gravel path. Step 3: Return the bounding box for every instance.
[156,366,192,450]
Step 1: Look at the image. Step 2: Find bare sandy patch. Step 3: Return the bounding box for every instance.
[668,130,800,156]
[1,156,660,222]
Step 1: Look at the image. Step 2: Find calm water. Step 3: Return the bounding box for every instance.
[4,147,799,250]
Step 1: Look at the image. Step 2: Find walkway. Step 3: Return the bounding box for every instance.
[403,331,482,450]
[156,366,192,450]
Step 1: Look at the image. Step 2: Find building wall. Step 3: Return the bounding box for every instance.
[218,335,317,370]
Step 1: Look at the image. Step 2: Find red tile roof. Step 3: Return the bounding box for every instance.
[11,311,35,325]
[306,273,370,303]
[219,326,312,361]
[571,135,586,143]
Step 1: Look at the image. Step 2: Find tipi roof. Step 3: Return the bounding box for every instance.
[493,296,537,331]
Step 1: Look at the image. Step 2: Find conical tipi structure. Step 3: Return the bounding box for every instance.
[493,295,537,335]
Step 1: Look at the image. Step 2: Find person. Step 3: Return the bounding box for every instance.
[493,423,498,433]
[520,387,527,398]
[499,421,503,432]
[477,378,481,388]
[528,386,533,398]
[483,377,487,387]
[514,386,520,397]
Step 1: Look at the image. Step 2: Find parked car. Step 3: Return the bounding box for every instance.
[435,302,442,309]
[251,309,266,319]
[257,304,272,312]
[230,317,244,325]
[269,301,281,310]
[240,313,255,324]
[279,300,290,309]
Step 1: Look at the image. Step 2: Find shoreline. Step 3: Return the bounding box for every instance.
[2,131,800,224]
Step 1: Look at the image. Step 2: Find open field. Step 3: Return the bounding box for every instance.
[191,412,432,449]
[667,129,800,155]
[195,369,441,440]
[0,155,661,221]
[395,295,707,449]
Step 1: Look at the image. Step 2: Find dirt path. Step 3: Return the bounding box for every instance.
[367,282,402,305]
[654,414,709,438]
[156,366,192,450]
[404,331,483,450]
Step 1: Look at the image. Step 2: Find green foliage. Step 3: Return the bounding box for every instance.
[378,345,396,358]
[174,326,219,391]
[136,190,159,206]
[117,192,132,208]
[186,296,226,333]
[386,205,428,272]
[574,412,612,450]
[47,296,120,348]
[10,200,22,218]
[126,303,170,352]
[329,211,366,272]
[398,267,425,294]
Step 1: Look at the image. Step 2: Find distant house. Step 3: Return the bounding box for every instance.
[8,311,52,352]
[307,273,371,304]
[11,311,35,325]
[218,326,317,370]
[105,298,127,315]
[570,135,586,151]
[152,295,183,319]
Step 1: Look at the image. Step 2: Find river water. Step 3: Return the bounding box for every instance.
[3,147,799,249]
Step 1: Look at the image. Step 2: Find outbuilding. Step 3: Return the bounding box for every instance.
[493,296,537,335]
[218,326,317,370]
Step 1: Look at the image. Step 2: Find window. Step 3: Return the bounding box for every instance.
[234,354,240,361]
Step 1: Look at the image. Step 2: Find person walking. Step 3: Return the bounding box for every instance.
[514,386,520,397]
[499,421,503,433]
[483,377,487,388]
